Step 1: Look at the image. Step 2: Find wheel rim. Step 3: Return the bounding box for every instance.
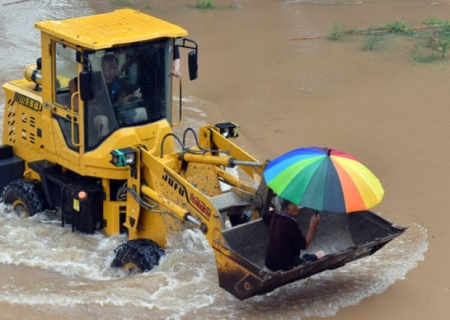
[123,262,141,275]
[12,200,30,218]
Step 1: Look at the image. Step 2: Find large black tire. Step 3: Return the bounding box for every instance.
[1,179,47,217]
[111,239,165,274]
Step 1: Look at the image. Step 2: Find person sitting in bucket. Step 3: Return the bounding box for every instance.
[264,197,325,271]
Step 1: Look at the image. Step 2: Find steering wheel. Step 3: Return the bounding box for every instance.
[114,99,147,125]
[113,98,143,112]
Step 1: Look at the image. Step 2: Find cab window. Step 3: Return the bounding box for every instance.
[55,43,78,108]
[54,42,79,151]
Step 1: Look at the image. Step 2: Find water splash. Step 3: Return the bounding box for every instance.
[0,199,427,319]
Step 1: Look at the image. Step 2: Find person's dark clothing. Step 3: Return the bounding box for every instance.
[106,77,131,105]
[173,45,180,60]
[264,210,307,271]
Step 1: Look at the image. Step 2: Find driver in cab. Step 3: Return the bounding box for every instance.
[69,54,143,138]
[101,54,141,104]
[91,54,143,137]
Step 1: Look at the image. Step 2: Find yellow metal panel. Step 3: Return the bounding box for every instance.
[103,201,124,235]
[35,9,188,50]
[2,81,58,159]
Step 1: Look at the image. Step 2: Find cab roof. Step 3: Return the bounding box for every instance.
[35,9,188,50]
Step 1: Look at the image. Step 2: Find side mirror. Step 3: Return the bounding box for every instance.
[188,51,198,81]
[79,71,94,101]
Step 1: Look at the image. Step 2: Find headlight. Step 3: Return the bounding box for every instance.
[215,122,239,138]
[110,148,136,167]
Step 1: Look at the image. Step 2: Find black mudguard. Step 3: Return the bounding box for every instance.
[0,145,25,192]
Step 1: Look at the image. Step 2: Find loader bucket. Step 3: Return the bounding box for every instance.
[212,208,406,300]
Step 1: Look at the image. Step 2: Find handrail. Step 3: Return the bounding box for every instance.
[70,91,81,147]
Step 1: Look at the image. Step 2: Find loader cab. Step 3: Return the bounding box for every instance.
[54,39,184,151]
[37,9,197,154]
[82,39,174,149]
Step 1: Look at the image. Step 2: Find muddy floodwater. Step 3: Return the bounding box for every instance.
[0,0,449,319]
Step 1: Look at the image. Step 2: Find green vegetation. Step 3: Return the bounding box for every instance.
[412,31,450,62]
[112,0,133,7]
[379,20,413,34]
[196,0,214,9]
[326,18,450,62]
[424,18,450,31]
[329,22,345,40]
[347,28,365,34]
[364,32,385,51]
[111,0,151,10]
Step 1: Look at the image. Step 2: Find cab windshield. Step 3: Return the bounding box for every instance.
[84,38,173,149]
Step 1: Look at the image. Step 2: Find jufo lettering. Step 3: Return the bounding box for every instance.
[162,173,186,197]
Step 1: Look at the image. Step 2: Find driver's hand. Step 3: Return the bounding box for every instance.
[126,88,142,102]
[133,88,142,99]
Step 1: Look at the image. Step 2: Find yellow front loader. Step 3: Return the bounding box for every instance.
[0,9,404,300]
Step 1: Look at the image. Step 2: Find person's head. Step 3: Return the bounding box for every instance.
[101,54,119,84]
[279,197,300,216]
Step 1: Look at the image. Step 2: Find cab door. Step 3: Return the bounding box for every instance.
[52,42,83,165]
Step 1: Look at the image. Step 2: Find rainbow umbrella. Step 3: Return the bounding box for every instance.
[263,146,385,213]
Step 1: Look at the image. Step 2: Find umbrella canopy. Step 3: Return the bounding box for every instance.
[263,146,385,213]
